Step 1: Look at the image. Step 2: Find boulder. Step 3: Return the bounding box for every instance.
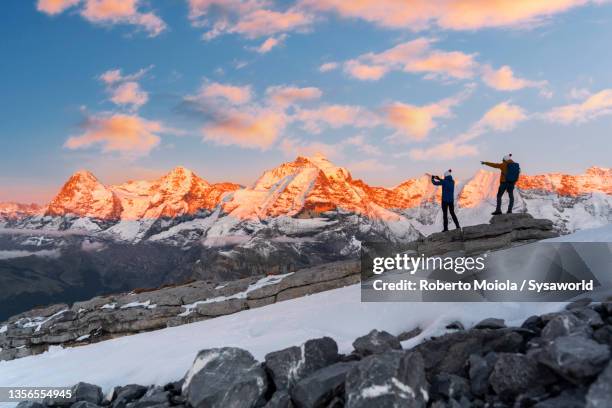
[474,318,506,330]
[16,403,45,408]
[182,347,268,408]
[71,402,101,408]
[291,362,355,408]
[538,336,610,381]
[111,385,147,408]
[586,361,612,408]
[533,388,586,408]
[265,337,339,390]
[430,373,470,400]
[352,330,402,356]
[72,382,103,405]
[489,353,541,399]
[345,351,429,408]
[540,313,592,341]
[264,391,293,408]
[468,353,496,396]
[127,387,168,408]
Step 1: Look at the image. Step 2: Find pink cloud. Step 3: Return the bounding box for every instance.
[342,38,477,81]
[318,62,339,72]
[202,108,287,149]
[383,91,469,140]
[409,142,479,161]
[266,86,322,106]
[110,81,148,109]
[188,0,313,40]
[482,64,547,91]
[458,101,528,142]
[295,105,380,133]
[37,0,80,14]
[199,82,253,104]
[545,89,612,124]
[256,35,287,53]
[37,0,166,37]
[65,113,166,156]
[300,0,599,31]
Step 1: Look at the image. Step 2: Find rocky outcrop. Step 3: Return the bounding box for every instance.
[417,213,557,256]
[17,300,612,408]
[0,261,360,362]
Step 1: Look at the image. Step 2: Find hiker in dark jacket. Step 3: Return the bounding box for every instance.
[481,153,521,215]
[431,169,460,232]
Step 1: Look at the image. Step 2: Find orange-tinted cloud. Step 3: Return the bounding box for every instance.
[545,89,612,124]
[199,82,253,104]
[266,85,322,106]
[37,0,80,14]
[482,65,547,91]
[409,141,479,161]
[295,105,380,133]
[458,101,528,142]
[300,0,599,31]
[343,38,477,81]
[37,0,166,37]
[318,62,338,73]
[110,81,149,109]
[383,90,470,140]
[189,0,312,40]
[202,108,287,149]
[65,113,166,156]
[256,35,287,53]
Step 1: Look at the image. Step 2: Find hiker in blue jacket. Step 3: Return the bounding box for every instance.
[481,153,521,215]
[431,169,460,232]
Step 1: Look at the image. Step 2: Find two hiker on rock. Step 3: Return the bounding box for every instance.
[481,153,521,215]
[430,154,520,232]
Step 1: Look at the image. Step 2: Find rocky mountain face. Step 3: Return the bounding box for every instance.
[0,202,42,219]
[0,157,609,320]
[11,299,612,408]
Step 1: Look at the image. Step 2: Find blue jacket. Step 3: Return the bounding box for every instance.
[431,175,455,203]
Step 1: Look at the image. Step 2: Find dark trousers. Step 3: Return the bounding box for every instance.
[496,182,515,212]
[442,201,460,231]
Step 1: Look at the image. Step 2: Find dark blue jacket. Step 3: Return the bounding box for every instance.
[431,175,455,203]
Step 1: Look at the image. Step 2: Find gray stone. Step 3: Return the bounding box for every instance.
[570,307,604,328]
[345,351,428,408]
[265,337,339,390]
[445,321,465,331]
[291,362,355,408]
[264,391,293,408]
[126,387,167,408]
[183,347,268,408]
[195,298,247,317]
[71,402,101,408]
[111,384,147,408]
[469,352,498,397]
[540,313,592,341]
[352,330,402,356]
[586,361,612,408]
[72,382,103,405]
[474,318,506,330]
[534,388,586,408]
[16,403,45,408]
[431,373,470,400]
[566,298,592,310]
[397,327,422,341]
[538,336,610,381]
[489,353,541,398]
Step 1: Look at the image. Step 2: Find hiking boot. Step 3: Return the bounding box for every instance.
[506,210,513,214]
[491,211,502,215]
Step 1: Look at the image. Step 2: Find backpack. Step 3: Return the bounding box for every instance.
[506,162,521,183]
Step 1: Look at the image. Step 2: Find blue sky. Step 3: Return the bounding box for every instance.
[2,0,612,203]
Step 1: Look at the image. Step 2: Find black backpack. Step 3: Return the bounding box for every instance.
[506,162,521,183]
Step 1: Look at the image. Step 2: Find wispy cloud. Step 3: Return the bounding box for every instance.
[37,0,166,37]
[64,113,170,156]
[482,65,548,93]
[545,89,612,124]
[99,67,152,110]
[299,0,602,31]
